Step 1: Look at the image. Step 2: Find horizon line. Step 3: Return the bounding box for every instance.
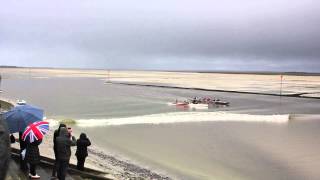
[0,65,319,75]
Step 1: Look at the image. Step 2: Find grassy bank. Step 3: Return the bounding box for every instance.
[0,100,14,111]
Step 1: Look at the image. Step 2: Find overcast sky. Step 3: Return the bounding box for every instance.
[0,0,319,72]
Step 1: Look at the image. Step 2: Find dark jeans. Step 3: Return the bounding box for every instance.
[57,160,69,180]
[76,156,86,171]
[30,164,37,176]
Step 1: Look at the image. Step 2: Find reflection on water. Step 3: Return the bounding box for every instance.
[2,76,320,180]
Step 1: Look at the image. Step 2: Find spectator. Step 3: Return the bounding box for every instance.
[75,133,91,171]
[25,139,42,179]
[56,127,76,180]
[52,123,66,178]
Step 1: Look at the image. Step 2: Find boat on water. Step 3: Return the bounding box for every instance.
[169,100,209,109]
[169,97,230,109]
[191,97,230,106]
[16,100,27,105]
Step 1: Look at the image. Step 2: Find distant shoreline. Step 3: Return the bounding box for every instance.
[1,66,320,76]
[114,82,320,100]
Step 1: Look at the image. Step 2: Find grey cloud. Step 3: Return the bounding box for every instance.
[0,0,320,72]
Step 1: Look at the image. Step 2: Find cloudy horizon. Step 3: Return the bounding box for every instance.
[1,0,319,72]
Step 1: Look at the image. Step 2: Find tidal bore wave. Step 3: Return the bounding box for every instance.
[73,112,290,127]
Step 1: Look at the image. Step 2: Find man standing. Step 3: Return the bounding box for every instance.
[56,127,76,180]
[52,123,66,178]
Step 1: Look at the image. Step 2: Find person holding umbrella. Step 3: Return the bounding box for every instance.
[25,138,42,178]
[3,104,49,179]
[22,121,49,179]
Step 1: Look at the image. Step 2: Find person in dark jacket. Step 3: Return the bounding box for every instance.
[25,139,42,179]
[52,123,66,177]
[75,133,91,171]
[56,127,76,180]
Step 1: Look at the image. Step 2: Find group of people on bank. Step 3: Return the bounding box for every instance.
[11,123,91,180]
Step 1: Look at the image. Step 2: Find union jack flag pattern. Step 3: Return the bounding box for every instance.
[22,121,49,143]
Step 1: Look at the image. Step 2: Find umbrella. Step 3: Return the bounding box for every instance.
[2,104,44,133]
[22,121,49,143]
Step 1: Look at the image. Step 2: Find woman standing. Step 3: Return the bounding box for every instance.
[75,133,91,171]
[25,139,42,179]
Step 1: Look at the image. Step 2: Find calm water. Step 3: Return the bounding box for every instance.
[2,75,320,179]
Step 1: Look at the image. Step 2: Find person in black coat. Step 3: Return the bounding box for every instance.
[25,139,42,179]
[56,127,76,180]
[75,133,91,171]
[52,123,66,177]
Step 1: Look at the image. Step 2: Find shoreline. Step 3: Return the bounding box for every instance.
[10,117,172,180]
[47,122,172,180]
[112,82,320,100]
[1,67,320,99]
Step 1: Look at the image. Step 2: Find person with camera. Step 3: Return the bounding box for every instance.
[55,126,76,180]
[52,123,66,178]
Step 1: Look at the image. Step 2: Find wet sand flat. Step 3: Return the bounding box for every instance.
[1,68,319,97]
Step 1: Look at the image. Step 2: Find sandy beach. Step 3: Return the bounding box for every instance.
[1,68,319,98]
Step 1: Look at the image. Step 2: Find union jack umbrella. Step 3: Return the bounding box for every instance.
[22,121,49,143]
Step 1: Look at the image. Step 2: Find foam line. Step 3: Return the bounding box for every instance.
[75,112,289,127]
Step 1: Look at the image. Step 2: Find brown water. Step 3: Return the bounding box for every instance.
[78,119,320,180]
[2,73,320,179]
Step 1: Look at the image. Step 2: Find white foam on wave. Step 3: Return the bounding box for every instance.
[45,118,59,127]
[75,112,290,127]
